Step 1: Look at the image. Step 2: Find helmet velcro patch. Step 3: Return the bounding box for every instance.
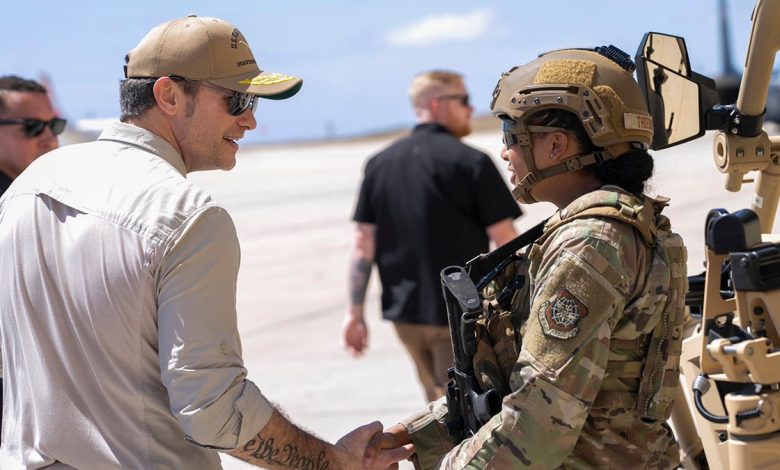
[593,85,625,136]
[534,60,596,87]
[593,85,652,145]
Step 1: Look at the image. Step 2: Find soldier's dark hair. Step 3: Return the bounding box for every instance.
[119,77,199,122]
[0,75,47,114]
[590,149,654,197]
[526,108,653,196]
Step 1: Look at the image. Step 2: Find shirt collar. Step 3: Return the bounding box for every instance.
[97,122,187,176]
[413,122,452,135]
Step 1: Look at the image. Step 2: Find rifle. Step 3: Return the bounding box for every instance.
[440,265,501,443]
[439,221,547,443]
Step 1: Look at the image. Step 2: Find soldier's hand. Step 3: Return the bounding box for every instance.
[363,423,415,469]
[341,313,369,357]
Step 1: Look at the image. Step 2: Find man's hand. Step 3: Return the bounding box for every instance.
[341,313,369,357]
[363,423,415,469]
[344,222,375,358]
[229,412,409,469]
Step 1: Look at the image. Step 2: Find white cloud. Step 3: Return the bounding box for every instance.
[385,9,492,47]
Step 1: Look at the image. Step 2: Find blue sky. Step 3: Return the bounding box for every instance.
[0,0,759,143]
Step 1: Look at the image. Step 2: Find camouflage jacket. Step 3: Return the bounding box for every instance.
[402,187,687,469]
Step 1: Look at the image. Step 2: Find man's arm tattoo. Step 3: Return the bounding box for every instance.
[350,258,372,305]
[241,436,330,470]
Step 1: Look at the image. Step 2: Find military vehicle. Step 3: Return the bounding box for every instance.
[634,1,780,467]
[715,0,780,123]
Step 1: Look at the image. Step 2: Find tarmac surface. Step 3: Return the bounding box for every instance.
[183,128,761,469]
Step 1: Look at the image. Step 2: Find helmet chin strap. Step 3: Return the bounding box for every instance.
[511,131,636,204]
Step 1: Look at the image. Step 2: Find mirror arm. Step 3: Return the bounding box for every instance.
[704,104,766,137]
[704,106,732,131]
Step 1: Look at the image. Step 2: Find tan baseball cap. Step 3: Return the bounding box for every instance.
[124,15,302,100]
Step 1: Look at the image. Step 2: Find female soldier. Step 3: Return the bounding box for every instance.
[367,46,688,469]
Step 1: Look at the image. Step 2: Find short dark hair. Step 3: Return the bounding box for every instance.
[119,77,200,122]
[119,78,156,122]
[526,108,653,196]
[0,75,48,114]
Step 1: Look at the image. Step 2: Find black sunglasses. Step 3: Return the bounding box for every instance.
[436,94,471,107]
[0,117,67,138]
[169,76,258,116]
[500,119,569,148]
[501,119,519,147]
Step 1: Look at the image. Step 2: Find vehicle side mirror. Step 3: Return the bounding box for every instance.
[635,32,719,150]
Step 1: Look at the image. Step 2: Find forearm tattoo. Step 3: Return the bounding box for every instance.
[241,436,330,469]
[350,258,372,305]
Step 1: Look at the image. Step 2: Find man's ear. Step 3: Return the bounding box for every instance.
[428,96,444,117]
[152,77,181,116]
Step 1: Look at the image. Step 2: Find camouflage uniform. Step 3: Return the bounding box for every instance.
[402,186,688,469]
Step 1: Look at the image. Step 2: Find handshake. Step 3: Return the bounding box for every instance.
[340,422,415,469]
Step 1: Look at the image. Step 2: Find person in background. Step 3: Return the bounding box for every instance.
[342,70,522,402]
[0,75,65,195]
[0,74,65,437]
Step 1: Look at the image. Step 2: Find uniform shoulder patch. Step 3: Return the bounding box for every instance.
[538,289,589,339]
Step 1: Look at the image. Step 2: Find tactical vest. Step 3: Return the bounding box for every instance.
[472,189,688,422]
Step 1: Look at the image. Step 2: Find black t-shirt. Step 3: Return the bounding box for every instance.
[353,123,522,326]
[0,171,11,197]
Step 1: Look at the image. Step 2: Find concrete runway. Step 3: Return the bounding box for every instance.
[184,128,761,469]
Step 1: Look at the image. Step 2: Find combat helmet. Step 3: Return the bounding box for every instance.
[491,46,654,203]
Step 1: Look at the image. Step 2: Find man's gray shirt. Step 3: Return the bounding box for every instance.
[0,122,273,469]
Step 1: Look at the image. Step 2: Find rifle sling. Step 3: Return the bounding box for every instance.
[468,218,548,288]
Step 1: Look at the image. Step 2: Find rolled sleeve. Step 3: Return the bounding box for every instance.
[401,397,453,470]
[156,206,272,449]
[353,158,377,223]
[232,380,274,447]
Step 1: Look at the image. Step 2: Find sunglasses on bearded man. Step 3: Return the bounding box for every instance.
[436,93,471,107]
[0,117,67,138]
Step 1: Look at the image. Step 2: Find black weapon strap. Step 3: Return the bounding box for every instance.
[468,218,548,290]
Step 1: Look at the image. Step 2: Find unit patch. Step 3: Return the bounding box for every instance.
[538,289,589,339]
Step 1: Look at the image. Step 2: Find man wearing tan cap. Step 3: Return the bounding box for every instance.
[0,15,411,469]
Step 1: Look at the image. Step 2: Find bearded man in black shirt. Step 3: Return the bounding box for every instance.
[342,70,522,401]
